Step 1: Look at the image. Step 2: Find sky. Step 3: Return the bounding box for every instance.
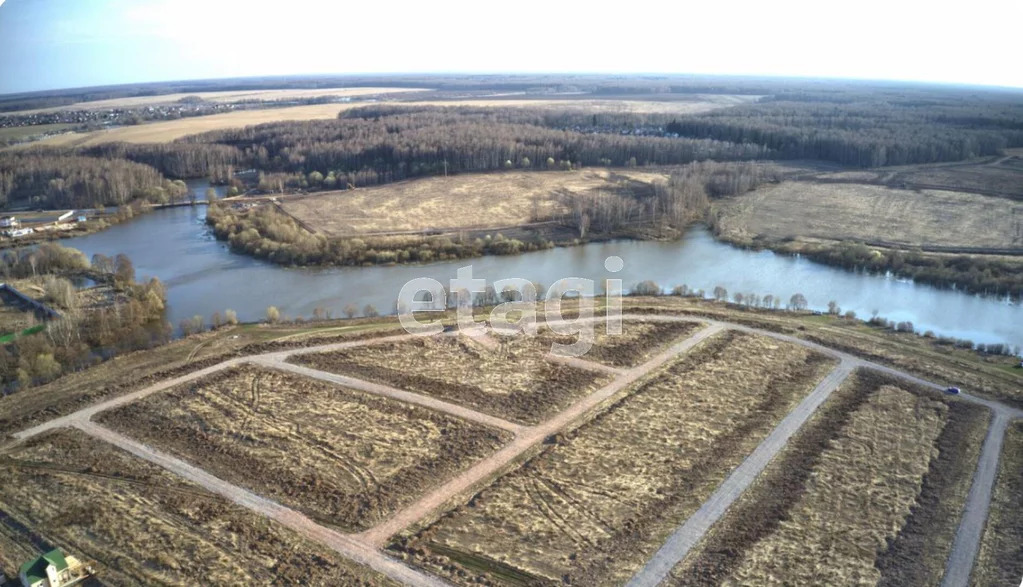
[1,0,1021,95]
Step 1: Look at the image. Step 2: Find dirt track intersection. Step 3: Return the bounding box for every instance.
[2,315,1020,586]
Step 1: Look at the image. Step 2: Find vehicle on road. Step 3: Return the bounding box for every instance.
[946,386,961,394]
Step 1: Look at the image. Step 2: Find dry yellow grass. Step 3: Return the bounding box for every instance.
[715,181,1023,248]
[291,332,609,425]
[17,104,354,147]
[280,168,668,235]
[718,384,946,585]
[0,429,393,585]
[971,420,1023,586]
[16,87,428,114]
[398,331,836,585]
[98,365,508,531]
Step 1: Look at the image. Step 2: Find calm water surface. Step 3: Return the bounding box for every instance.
[59,196,1022,349]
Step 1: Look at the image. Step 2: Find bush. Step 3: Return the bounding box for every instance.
[631,280,662,296]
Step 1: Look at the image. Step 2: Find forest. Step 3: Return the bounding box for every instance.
[0,151,182,209]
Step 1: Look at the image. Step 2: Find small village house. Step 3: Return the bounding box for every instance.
[17,549,86,587]
[0,216,19,228]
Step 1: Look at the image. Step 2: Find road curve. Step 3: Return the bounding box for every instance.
[8,313,1021,587]
[355,323,725,547]
[625,359,856,587]
[74,420,449,587]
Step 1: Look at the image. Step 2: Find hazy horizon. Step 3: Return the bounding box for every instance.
[2,0,1022,95]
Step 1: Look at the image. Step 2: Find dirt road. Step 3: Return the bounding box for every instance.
[74,420,448,587]
[355,323,726,547]
[8,313,1020,587]
[625,359,856,587]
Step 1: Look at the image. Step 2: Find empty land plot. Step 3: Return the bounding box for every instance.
[289,335,610,425]
[971,420,1023,586]
[279,168,668,236]
[16,104,354,147]
[529,319,704,367]
[667,370,988,586]
[0,429,394,585]
[97,365,508,531]
[714,181,1023,248]
[393,330,837,585]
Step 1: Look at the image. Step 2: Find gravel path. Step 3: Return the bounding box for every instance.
[9,313,1020,587]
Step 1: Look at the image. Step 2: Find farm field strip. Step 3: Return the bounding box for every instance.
[626,359,857,587]
[5,314,1021,586]
[253,356,526,434]
[72,420,447,587]
[543,353,626,375]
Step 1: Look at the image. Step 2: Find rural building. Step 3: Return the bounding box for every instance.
[0,216,19,228]
[17,549,82,587]
[56,211,74,223]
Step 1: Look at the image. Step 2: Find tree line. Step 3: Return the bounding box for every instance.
[0,151,176,209]
[181,107,772,190]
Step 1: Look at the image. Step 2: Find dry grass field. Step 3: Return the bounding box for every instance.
[97,365,508,531]
[14,103,354,147]
[393,330,836,585]
[0,123,76,142]
[531,319,704,367]
[0,429,394,585]
[815,156,1023,200]
[621,297,1023,408]
[289,333,610,425]
[279,168,668,236]
[667,370,988,586]
[971,420,1023,586]
[16,87,428,114]
[714,181,1023,249]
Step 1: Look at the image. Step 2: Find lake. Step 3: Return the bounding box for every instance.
[59,188,1022,350]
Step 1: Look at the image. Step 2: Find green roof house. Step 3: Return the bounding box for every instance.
[18,550,73,587]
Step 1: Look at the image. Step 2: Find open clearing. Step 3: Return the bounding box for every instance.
[289,332,612,425]
[666,369,987,586]
[971,420,1023,586]
[714,181,1023,249]
[14,87,428,115]
[815,155,1023,200]
[0,429,393,585]
[96,364,508,531]
[279,168,669,236]
[393,330,836,585]
[531,319,705,368]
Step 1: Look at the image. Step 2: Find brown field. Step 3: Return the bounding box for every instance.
[289,332,611,425]
[0,429,393,585]
[393,330,836,585]
[15,87,429,115]
[714,181,1023,249]
[668,369,987,586]
[279,168,669,236]
[621,297,1023,408]
[97,364,508,531]
[14,104,354,147]
[14,95,755,148]
[971,420,1023,586]
[816,155,1023,200]
[532,319,704,367]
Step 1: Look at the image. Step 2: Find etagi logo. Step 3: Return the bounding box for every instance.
[396,256,626,357]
